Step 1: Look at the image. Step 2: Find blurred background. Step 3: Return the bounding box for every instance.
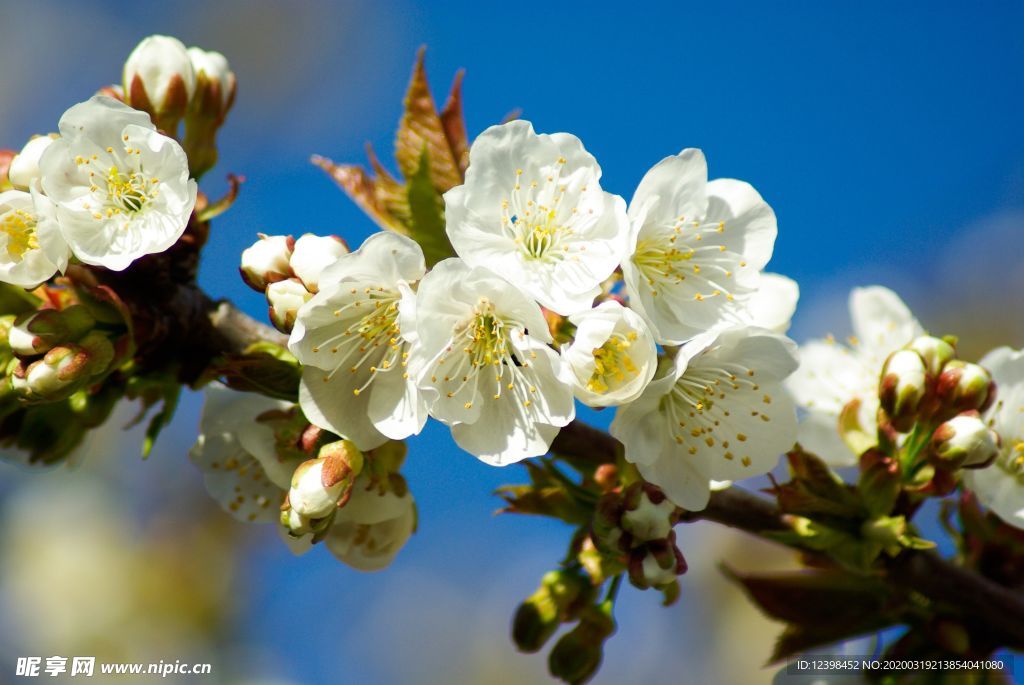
[0,1,1022,683]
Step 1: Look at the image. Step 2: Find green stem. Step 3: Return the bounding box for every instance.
[604,573,623,605]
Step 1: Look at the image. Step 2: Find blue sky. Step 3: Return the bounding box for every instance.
[1,1,1023,683]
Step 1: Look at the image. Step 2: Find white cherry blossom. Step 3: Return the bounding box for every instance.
[444,120,629,315]
[561,300,657,407]
[38,96,197,271]
[289,231,428,450]
[326,480,417,571]
[964,347,1024,529]
[189,384,300,524]
[785,286,923,466]
[410,258,575,465]
[623,148,787,343]
[611,326,799,511]
[0,188,69,288]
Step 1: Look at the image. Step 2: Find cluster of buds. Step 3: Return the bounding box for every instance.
[122,35,236,175]
[239,233,348,333]
[4,305,126,404]
[512,567,615,684]
[281,439,363,540]
[875,336,998,474]
[878,335,994,432]
[591,481,687,591]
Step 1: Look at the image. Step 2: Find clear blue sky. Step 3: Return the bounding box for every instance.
[1,1,1022,683]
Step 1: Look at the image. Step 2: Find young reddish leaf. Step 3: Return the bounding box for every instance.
[394,47,462,193]
[439,69,469,175]
[312,154,404,232]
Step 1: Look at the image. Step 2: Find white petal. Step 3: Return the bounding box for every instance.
[628,149,709,225]
[743,272,799,333]
[964,467,1024,530]
[298,369,389,450]
[849,286,923,358]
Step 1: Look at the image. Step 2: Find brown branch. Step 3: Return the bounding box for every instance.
[550,418,1024,648]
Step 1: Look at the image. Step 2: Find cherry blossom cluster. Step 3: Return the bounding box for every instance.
[241,121,802,518]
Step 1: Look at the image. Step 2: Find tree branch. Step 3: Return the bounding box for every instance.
[551,418,1024,648]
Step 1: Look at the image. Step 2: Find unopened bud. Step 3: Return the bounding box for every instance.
[879,349,928,431]
[931,413,1000,469]
[187,47,236,118]
[935,361,994,416]
[288,440,363,518]
[267,278,311,333]
[628,537,687,590]
[620,483,676,542]
[123,35,195,130]
[513,569,592,653]
[289,234,348,292]
[547,602,615,685]
[907,335,956,376]
[12,344,90,401]
[9,306,96,357]
[182,46,237,178]
[8,135,57,190]
[239,234,293,292]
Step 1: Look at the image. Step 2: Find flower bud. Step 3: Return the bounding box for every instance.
[513,569,593,653]
[289,234,348,292]
[239,234,293,292]
[628,539,687,590]
[9,306,96,357]
[879,349,928,432]
[930,414,1000,469]
[907,335,956,376]
[620,482,676,542]
[935,360,995,416]
[288,440,363,518]
[547,602,615,685]
[186,47,236,118]
[12,344,90,401]
[267,278,312,333]
[8,135,57,190]
[123,35,196,130]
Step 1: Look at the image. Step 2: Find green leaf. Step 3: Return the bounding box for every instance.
[217,343,301,401]
[406,146,455,266]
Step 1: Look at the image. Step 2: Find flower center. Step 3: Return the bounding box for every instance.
[0,208,39,261]
[633,218,742,301]
[430,297,539,410]
[104,165,154,214]
[76,144,160,222]
[501,159,582,263]
[311,286,406,395]
[660,360,769,468]
[587,332,639,394]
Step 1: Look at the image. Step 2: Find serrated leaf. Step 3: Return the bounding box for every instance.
[439,69,469,174]
[312,155,405,232]
[406,146,455,266]
[395,47,462,193]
